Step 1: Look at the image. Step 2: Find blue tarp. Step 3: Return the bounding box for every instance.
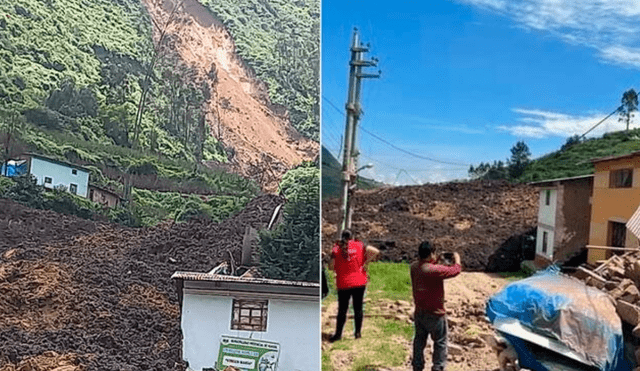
[1,160,27,177]
[486,266,629,371]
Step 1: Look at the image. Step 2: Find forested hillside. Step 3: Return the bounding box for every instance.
[522,129,640,182]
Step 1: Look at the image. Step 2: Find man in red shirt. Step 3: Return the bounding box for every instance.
[410,240,461,371]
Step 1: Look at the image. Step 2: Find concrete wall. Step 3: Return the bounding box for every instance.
[30,157,89,197]
[589,157,640,262]
[181,293,320,371]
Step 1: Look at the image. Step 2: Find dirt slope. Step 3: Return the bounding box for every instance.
[141,0,318,192]
[322,180,538,271]
[0,196,282,370]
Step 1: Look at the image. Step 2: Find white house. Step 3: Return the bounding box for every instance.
[530,174,593,265]
[20,153,90,197]
[171,268,320,371]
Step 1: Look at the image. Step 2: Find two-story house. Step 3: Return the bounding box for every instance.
[587,151,640,263]
[3,153,91,198]
[531,174,593,266]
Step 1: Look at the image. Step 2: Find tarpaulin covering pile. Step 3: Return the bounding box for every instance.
[486,266,628,371]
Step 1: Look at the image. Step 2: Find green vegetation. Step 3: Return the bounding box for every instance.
[321,146,381,198]
[202,0,320,140]
[323,262,414,371]
[259,162,319,282]
[522,128,640,182]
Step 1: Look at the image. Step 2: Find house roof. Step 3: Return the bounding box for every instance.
[590,150,640,164]
[529,174,594,187]
[24,153,92,173]
[172,271,320,300]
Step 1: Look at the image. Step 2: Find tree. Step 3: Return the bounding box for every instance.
[620,89,638,131]
[0,109,24,176]
[561,134,582,151]
[508,141,531,180]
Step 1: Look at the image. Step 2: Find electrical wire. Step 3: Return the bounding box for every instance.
[322,95,470,166]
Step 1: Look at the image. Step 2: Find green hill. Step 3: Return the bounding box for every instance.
[321,145,381,199]
[521,129,640,182]
[0,0,319,225]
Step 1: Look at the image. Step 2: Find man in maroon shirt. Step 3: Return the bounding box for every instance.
[410,240,461,371]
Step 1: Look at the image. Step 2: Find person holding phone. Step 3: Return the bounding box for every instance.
[410,240,461,371]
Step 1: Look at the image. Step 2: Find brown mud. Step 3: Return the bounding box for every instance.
[322,180,538,271]
[0,195,282,370]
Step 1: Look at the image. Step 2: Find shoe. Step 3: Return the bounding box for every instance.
[354,332,361,339]
[328,334,341,343]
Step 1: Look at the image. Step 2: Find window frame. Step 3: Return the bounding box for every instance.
[72,169,78,175]
[610,168,633,188]
[542,231,548,254]
[44,176,52,184]
[545,189,551,206]
[230,298,268,332]
[69,183,78,195]
[609,221,627,248]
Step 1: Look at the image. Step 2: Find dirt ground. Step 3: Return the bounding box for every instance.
[0,195,282,370]
[142,0,318,192]
[322,272,512,371]
[323,180,538,271]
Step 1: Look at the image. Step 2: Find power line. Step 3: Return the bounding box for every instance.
[322,95,470,166]
[579,105,622,139]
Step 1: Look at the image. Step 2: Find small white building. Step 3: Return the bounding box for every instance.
[171,269,320,371]
[18,153,91,197]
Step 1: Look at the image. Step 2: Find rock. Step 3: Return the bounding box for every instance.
[448,343,464,356]
[633,324,640,338]
[617,300,640,325]
[635,347,640,365]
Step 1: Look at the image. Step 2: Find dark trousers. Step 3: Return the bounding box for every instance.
[412,311,448,371]
[334,285,366,338]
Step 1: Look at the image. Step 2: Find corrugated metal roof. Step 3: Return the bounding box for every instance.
[171,271,320,288]
[591,150,640,164]
[627,204,640,240]
[529,174,593,186]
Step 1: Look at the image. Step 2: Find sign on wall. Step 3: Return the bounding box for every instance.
[217,335,280,371]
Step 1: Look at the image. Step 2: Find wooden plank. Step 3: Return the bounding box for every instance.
[587,245,640,252]
[576,266,606,284]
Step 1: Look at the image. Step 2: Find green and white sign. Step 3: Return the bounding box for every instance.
[217,335,280,371]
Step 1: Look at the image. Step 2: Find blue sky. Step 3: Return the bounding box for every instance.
[321,0,640,185]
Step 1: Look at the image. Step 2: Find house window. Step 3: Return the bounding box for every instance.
[610,169,633,188]
[72,169,78,175]
[69,183,78,195]
[542,231,548,253]
[231,299,268,331]
[89,189,94,201]
[609,221,627,248]
[545,190,551,206]
[44,177,52,184]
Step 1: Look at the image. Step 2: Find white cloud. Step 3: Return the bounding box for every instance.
[455,0,640,67]
[498,107,638,138]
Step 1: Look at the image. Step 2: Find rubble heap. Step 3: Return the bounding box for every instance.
[323,180,538,271]
[573,252,640,370]
[0,195,282,371]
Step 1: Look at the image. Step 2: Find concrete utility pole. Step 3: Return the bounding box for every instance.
[340,28,380,232]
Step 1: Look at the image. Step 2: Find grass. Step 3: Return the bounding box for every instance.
[323,262,415,371]
[496,268,531,282]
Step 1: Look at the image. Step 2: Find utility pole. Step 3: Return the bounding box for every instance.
[340,28,380,232]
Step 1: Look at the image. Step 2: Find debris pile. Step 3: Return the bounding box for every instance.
[575,251,640,369]
[0,195,282,370]
[322,180,538,271]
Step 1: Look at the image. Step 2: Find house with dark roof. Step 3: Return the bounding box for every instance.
[4,153,91,198]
